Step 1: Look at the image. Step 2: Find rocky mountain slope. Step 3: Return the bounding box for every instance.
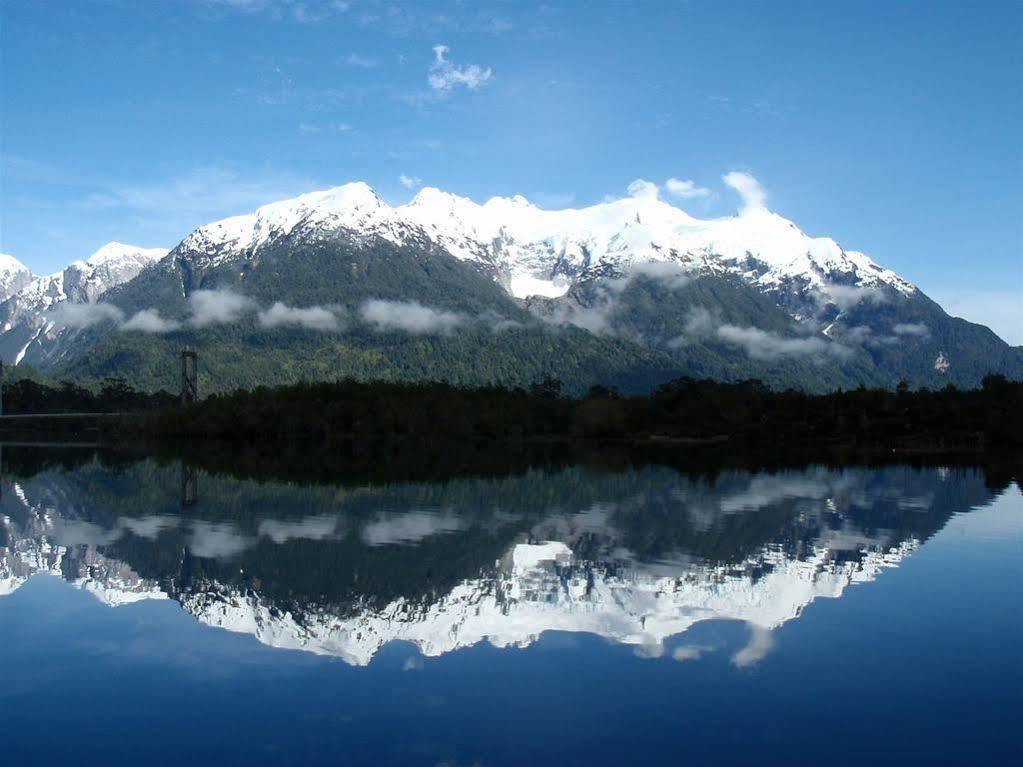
[0,242,168,366]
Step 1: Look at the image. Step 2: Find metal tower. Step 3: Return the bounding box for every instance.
[180,348,198,405]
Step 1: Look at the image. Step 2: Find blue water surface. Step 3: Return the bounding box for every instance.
[0,453,1019,766]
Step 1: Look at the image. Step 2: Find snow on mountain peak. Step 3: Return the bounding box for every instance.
[0,252,32,275]
[63,242,170,304]
[0,253,35,302]
[167,179,915,302]
[80,241,169,268]
[181,181,400,258]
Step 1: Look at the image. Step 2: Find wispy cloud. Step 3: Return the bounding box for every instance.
[892,322,930,337]
[75,165,318,224]
[665,177,712,200]
[345,52,378,68]
[298,121,353,136]
[722,171,767,213]
[399,173,423,189]
[122,309,181,333]
[624,177,712,204]
[542,263,692,336]
[626,179,659,200]
[815,285,888,311]
[196,0,349,24]
[666,306,716,349]
[46,303,124,328]
[716,324,848,361]
[427,45,492,92]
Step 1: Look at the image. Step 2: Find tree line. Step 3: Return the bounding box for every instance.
[134,374,1022,450]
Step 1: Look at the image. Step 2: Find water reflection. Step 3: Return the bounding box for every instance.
[0,447,1006,667]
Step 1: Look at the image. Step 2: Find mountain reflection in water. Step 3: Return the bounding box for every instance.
[0,445,1007,669]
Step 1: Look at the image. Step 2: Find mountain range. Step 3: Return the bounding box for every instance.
[2,182,1019,392]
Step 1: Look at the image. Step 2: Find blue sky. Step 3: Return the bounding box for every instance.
[1,0,1020,342]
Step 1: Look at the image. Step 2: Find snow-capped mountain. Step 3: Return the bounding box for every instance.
[0,242,167,365]
[167,181,916,310]
[63,242,170,303]
[399,186,916,305]
[4,182,1019,390]
[0,253,35,303]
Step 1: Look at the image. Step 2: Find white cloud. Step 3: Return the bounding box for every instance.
[188,289,255,327]
[544,264,692,337]
[427,44,492,92]
[665,177,712,199]
[122,309,181,333]
[257,301,342,331]
[620,261,691,291]
[892,322,930,337]
[684,306,716,336]
[667,306,716,349]
[399,173,423,189]
[816,285,888,311]
[722,171,767,212]
[360,299,466,334]
[716,324,846,361]
[626,179,659,200]
[47,302,124,328]
[346,53,377,68]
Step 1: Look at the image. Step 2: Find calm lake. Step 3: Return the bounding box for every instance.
[0,444,1019,766]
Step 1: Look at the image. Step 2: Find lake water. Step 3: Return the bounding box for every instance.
[0,445,1020,766]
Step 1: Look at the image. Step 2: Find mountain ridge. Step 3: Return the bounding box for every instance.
[2,182,1019,392]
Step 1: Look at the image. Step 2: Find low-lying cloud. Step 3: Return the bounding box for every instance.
[188,289,255,327]
[668,306,852,361]
[893,322,930,337]
[122,309,181,333]
[666,306,716,349]
[47,302,124,328]
[716,324,844,361]
[839,322,931,347]
[816,284,888,311]
[360,299,466,335]
[545,262,693,337]
[258,302,343,332]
